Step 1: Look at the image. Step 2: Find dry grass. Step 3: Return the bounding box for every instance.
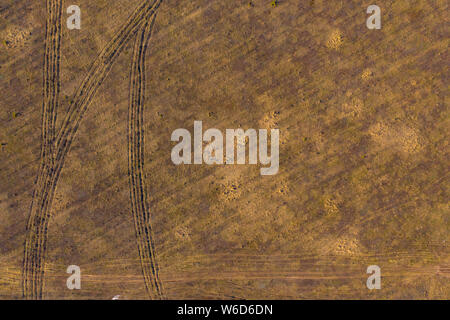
[0,0,448,299]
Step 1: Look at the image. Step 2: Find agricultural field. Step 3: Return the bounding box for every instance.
[0,0,448,299]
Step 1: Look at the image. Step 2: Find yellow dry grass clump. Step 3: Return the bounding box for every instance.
[4,25,32,48]
[361,68,373,81]
[333,237,361,255]
[369,122,423,154]
[326,29,344,49]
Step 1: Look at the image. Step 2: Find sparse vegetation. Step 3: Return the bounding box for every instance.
[0,0,447,300]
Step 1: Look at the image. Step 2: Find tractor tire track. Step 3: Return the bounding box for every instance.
[22,0,62,300]
[127,14,165,299]
[55,0,161,153]
[22,0,163,299]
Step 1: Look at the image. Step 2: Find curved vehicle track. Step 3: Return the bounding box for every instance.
[23,0,163,299]
[128,14,165,299]
[22,0,63,300]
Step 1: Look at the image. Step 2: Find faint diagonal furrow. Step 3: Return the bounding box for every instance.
[22,0,163,299]
[128,14,165,299]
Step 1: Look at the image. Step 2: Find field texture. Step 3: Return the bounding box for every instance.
[0,0,448,299]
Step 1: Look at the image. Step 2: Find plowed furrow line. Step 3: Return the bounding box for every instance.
[22,0,163,299]
[128,14,165,299]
